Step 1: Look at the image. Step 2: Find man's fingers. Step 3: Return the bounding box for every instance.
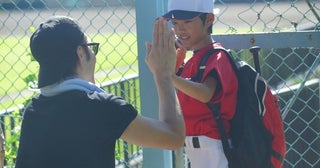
[168,29,175,50]
[153,17,170,48]
[145,42,151,56]
[158,18,166,47]
[153,18,159,46]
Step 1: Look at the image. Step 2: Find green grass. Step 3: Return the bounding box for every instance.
[0,37,35,93]
[0,32,138,111]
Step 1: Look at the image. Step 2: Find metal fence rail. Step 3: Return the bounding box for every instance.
[0,0,319,167]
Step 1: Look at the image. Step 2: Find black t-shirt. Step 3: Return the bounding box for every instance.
[15,90,138,168]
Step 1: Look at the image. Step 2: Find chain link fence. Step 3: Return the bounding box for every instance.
[0,0,319,167]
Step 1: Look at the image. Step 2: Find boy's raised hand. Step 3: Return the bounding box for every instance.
[175,39,187,73]
[145,18,176,76]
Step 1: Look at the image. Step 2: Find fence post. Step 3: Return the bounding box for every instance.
[136,0,173,168]
[173,148,185,168]
[0,124,4,168]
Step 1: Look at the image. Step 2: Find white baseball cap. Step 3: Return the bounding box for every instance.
[163,0,216,20]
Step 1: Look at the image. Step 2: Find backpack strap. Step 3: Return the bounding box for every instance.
[191,48,218,82]
[206,103,233,162]
[192,47,238,82]
[191,47,236,163]
[215,47,240,74]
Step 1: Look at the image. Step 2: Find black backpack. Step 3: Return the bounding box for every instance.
[191,47,286,168]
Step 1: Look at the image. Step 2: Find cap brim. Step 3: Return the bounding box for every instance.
[163,10,202,20]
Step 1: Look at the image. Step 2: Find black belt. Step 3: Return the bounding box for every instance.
[184,137,201,148]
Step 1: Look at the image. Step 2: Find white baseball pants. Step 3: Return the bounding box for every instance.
[184,136,228,168]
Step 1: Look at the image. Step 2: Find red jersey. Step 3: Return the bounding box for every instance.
[177,43,238,139]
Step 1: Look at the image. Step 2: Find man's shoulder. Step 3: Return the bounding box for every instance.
[36,90,121,105]
[87,91,122,102]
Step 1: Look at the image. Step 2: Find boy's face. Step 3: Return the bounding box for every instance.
[170,14,212,50]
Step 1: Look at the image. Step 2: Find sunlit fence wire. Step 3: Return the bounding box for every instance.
[0,0,319,167]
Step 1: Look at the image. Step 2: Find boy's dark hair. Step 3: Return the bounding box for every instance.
[30,16,84,88]
[199,13,213,34]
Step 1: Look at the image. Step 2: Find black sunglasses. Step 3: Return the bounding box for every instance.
[81,42,100,55]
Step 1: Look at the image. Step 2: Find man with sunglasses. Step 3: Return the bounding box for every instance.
[15,16,185,168]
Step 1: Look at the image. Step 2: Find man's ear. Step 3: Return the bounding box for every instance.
[76,46,85,61]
